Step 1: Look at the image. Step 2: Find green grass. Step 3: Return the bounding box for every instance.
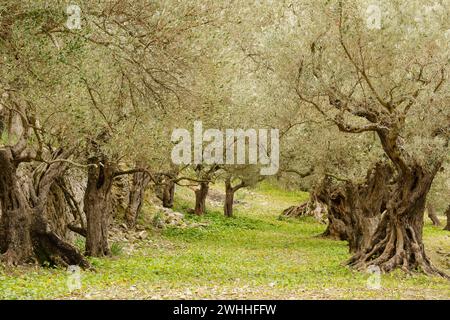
[0,183,449,299]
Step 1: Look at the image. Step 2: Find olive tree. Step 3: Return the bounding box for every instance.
[293,0,449,275]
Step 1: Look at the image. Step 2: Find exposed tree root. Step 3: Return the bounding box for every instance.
[281,196,327,222]
[347,215,449,279]
[33,228,91,269]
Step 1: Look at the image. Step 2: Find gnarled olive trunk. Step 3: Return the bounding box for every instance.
[348,164,445,276]
[194,182,209,216]
[344,124,448,276]
[125,171,150,228]
[31,213,90,269]
[318,162,392,253]
[0,148,34,265]
[281,195,326,221]
[84,160,114,257]
[0,148,90,268]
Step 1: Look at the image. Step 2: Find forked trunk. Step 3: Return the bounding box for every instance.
[223,177,246,218]
[84,160,114,257]
[348,165,446,276]
[194,182,209,216]
[125,171,150,228]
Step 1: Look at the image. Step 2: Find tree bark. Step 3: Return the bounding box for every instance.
[84,159,114,257]
[223,177,246,218]
[444,205,450,231]
[0,148,90,268]
[343,124,449,276]
[348,163,446,276]
[318,162,392,253]
[426,203,441,226]
[161,179,175,208]
[281,195,326,221]
[125,171,150,228]
[224,182,234,218]
[0,148,34,265]
[194,182,209,215]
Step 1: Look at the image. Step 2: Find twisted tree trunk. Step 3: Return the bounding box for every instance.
[343,121,449,276]
[224,177,247,218]
[0,148,34,265]
[224,184,234,218]
[318,162,392,253]
[0,147,90,268]
[281,195,326,221]
[348,163,445,276]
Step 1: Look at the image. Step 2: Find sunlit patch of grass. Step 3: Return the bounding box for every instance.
[253,180,309,204]
[74,236,85,252]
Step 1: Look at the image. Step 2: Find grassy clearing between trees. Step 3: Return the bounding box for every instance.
[0,183,448,300]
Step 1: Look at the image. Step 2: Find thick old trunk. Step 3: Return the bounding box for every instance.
[318,162,392,253]
[0,148,34,265]
[426,203,441,226]
[125,171,150,228]
[0,148,90,268]
[444,205,450,231]
[46,182,76,241]
[194,182,209,216]
[348,164,446,276]
[84,160,114,257]
[31,213,90,269]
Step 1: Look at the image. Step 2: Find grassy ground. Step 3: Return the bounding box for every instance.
[0,182,449,299]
